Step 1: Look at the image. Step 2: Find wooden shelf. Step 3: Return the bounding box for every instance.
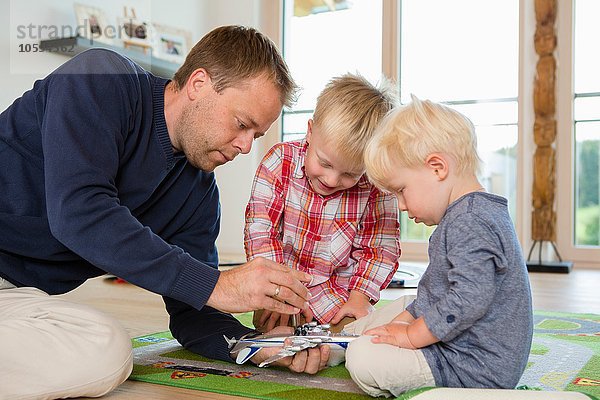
[39,36,179,79]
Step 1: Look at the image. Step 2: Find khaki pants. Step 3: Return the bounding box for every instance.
[0,278,133,400]
[344,295,436,397]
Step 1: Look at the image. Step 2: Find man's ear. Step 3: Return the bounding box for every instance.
[306,119,314,144]
[185,68,211,100]
[425,153,449,180]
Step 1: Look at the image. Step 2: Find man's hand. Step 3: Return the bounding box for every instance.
[249,326,330,374]
[330,291,374,325]
[207,257,312,314]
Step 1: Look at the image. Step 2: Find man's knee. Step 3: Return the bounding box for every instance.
[70,308,133,396]
[0,297,133,399]
[39,302,133,397]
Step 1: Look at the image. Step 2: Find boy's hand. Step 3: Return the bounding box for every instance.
[256,308,314,332]
[364,321,416,349]
[330,291,374,325]
[257,310,288,332]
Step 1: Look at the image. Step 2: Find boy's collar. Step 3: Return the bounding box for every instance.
[292,139,308,179]
[356,175,371,189]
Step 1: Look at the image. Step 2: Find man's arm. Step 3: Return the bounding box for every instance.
[41,51,220,312]
[41,51,311,315]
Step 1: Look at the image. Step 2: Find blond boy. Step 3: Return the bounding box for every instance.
[344,96,533,396]
[245,74,400,332]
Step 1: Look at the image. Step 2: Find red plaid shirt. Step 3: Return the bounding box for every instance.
[244,140,400,323]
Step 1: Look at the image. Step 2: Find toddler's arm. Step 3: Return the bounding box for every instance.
[391,309,416,324]
[364,316,438,349]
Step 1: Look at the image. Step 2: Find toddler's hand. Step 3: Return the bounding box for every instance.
[364,321,416,349]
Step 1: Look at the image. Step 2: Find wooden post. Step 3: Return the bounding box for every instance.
[527,0,572,272]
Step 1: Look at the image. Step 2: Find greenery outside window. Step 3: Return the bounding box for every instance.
[573,0,600,247]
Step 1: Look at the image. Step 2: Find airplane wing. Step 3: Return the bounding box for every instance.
[235,346,263,365]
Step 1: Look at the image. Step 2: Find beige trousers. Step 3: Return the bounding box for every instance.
[343,295,436,397]
[0,278,133,400]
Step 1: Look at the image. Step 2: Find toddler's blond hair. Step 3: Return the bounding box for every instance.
[365,95,481,191]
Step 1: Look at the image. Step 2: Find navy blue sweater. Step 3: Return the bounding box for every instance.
[0,49,254,360]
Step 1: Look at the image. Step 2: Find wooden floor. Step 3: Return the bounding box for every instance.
[59,267,600,400]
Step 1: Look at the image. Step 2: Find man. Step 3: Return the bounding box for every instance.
[0,25,329,399]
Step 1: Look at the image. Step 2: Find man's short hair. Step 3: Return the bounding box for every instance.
[312,74,397,167]
[173,25,297,107]
[365,95,482,191]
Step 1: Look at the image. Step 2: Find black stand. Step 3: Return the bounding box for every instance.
[526,240,572,273]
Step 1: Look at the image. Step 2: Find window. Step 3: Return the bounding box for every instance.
[573,0,600,247]
[279,0,600,265]
[282,0,383,141]
[282,0,519,254]
[398,0,519,243]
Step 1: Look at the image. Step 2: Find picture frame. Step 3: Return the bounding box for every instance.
[151,23,191,63]
[117,7,153,54]
[74,3,113,45]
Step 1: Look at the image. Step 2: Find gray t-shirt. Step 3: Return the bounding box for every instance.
[406,192,533,388]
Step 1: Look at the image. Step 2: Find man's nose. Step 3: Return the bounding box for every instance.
[234,132,254,154]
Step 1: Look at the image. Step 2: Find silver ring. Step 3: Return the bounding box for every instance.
[274,285,281,298]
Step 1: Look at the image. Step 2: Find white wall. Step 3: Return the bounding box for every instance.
[195,0,280,258]
[1,0,206,108]
[1,0,277,259]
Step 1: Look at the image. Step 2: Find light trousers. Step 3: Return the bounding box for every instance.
[344,295,436,397]
[0,277,133,400]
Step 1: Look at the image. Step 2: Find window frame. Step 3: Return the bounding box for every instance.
[555,0,600,266]
[271,0,600,267]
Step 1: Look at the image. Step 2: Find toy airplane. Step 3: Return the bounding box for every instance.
[224,322,359,367]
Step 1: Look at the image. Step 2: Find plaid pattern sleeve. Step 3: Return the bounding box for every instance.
[346,188,400,299]
[243,144,287,264]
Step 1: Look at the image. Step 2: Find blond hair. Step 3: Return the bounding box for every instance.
[365,96,481,191]
[173,25,297,107]
[312,74,397,166]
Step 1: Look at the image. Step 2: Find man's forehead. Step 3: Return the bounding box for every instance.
[232,77,281,116]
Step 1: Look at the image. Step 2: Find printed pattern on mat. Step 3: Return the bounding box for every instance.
[517,311,600,398]
[130,311,600,399]
[131,335,371,399]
